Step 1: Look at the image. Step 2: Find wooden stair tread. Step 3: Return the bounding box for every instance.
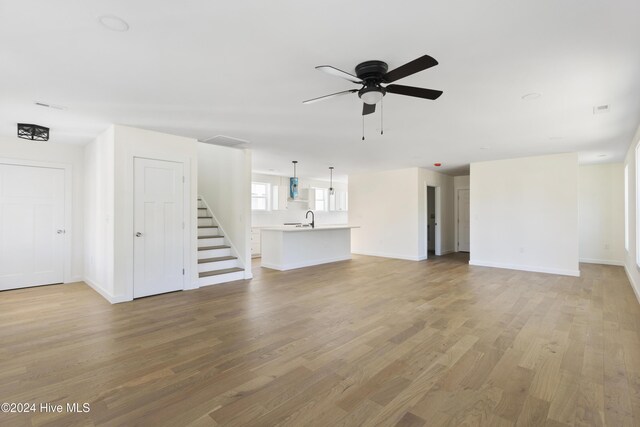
[198,256,237,264]
[199,267,244,278]
[198,225,218,228]
[198,235,223,239]
[198,245,230,251]
[198,216,212,219]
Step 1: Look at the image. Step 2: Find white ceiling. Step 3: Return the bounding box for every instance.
[2,0,640,180]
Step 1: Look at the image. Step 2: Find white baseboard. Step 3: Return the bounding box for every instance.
[352,250,424,261]
[65,276,84,284]
[624,264,640,305]
[469,259,580,277]
[440,249,454,256]
[261,255,351,271]
[83,278,130,304]
[579,258,624,266]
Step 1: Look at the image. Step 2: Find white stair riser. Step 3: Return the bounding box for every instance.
[198,227,219,237]
[198,259,239,272]
[199,271,245,287]
[198,217,215,227]
[198,247,231,258]
[198,237,225,247]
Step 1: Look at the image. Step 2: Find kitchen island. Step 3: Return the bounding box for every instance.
[261,225,358,271]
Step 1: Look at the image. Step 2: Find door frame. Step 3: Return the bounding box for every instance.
[0,157,73,284]
[119,149,194,302]
[454,186,471,252]
[424,184,442,258]
[133,157,186,298]
[456,188,470,252]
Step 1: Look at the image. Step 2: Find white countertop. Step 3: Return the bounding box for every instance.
[260,225,359,232]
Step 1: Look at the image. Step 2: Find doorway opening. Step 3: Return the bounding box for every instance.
[425,185,441,259]
[457,189,470,253]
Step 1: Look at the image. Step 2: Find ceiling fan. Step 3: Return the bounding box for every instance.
[303,55,443,116]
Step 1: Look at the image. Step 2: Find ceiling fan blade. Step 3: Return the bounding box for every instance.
[316,65,363,84]
[385,84,443,100]
[303,89,358,104]
[362,103,376,115]
[383,55,438,83]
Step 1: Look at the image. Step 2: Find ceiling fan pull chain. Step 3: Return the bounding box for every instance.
[362,115,365,141]
[381,98,384,135]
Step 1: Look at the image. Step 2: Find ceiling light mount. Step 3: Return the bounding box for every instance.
[17,123,49,141]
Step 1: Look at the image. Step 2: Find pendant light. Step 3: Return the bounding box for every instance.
[328,167,335,195]
[289,160,299,199]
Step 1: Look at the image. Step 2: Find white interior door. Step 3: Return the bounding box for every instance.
[134,158,184,298]
[0,164,65,290]
[458,189,470,252]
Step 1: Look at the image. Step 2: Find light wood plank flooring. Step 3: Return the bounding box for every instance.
[1,254,640,426]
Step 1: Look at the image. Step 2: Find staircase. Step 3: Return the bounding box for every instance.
[197,197,245,286]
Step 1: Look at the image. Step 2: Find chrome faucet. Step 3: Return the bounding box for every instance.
[306,210,315,228]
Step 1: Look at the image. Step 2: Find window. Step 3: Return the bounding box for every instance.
[314,188,328,211]
[251,182,270,211]
[625,164,629,252]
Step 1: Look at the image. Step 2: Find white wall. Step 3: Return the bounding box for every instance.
[418,168,455,258]
[0,135,84,282]
[470,153,580,276]
[578,164,624,265]
[454,175,470,252]
[623,124,640,303]
[83,125,199,302]
[350,168,420,260]
[251,173,348,227]
[198,143,252,278]
[83,127,115,299]
[350,167,456,261]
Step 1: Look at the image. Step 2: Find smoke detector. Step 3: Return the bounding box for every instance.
[199,135,250,148]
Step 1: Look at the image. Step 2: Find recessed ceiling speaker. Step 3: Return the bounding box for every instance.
[17,123,49,141]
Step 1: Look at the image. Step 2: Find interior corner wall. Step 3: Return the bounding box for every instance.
[418,168,455,258]
[454,175,470,252]
[349,168,421,260]
[0,135,85,282]
[470,153,580,276]
[197,143,252,278]
[623,124,640,303]
[83,126,115,301]
[578,163,624,266]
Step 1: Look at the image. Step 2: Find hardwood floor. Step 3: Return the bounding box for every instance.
[1,254,640,426]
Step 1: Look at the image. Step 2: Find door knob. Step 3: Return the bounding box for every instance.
[135,232,143,237]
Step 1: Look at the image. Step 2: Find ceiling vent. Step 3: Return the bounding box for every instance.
[199,135,250,148]
[34,102,66,110]
[593,104,610,115]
